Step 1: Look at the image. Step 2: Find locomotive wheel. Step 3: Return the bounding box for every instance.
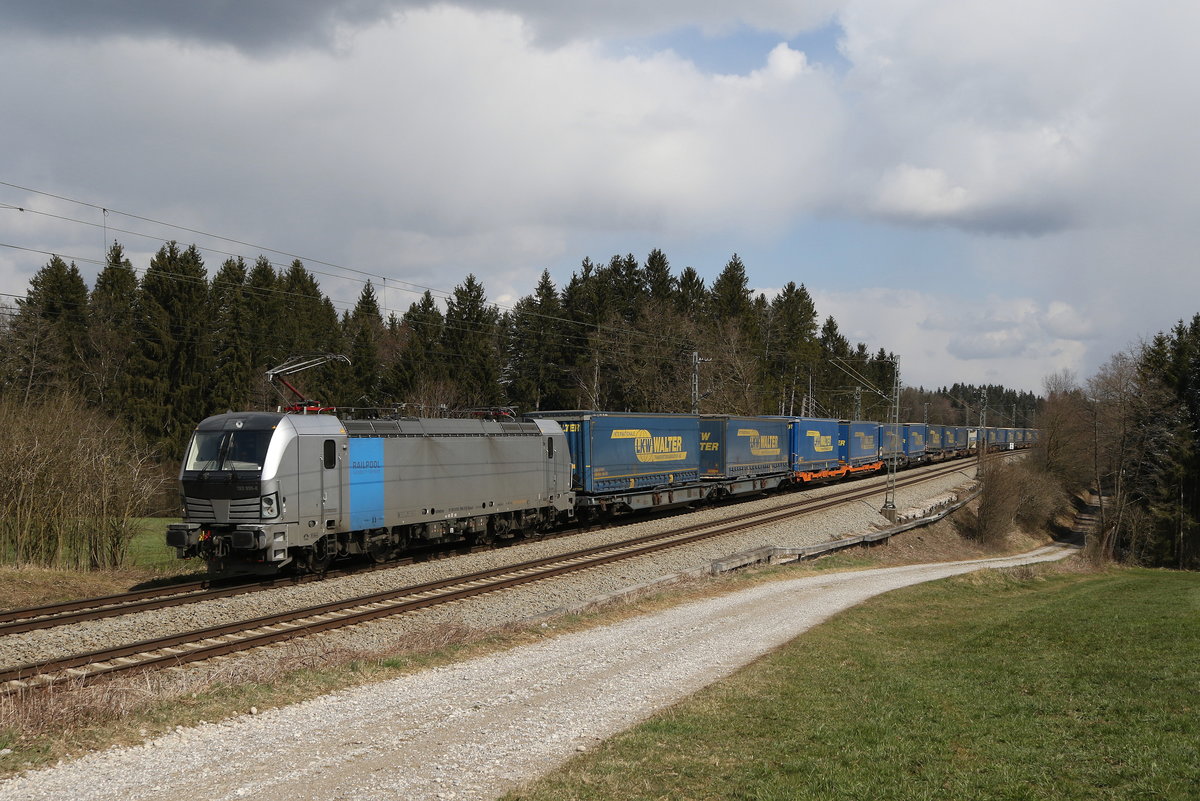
[308,536,334,573]
[366,535,392,563]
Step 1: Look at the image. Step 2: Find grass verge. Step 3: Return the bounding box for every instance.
[505,566,1200,801]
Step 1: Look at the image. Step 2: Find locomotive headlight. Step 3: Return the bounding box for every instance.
[261,492,279,519]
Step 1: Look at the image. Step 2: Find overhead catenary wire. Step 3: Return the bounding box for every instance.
[0,202,720,360]
[2,180,892,368]
[1,182,734,358]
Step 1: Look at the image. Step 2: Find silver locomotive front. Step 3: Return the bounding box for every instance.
[166,411,308,574]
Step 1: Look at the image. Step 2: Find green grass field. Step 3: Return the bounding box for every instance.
[125,517,190,572]
[507,567,1200,801]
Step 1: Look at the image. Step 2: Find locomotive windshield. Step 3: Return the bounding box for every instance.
[184,429,273,473]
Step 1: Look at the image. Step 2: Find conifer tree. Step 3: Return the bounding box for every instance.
[275,260,345,405]
[505,270,568,410]
[346,281,385,404]
[817,315,852,417]
[763,281,820,414]
[644,248,676,303]
[279,260,338,355]
[126,242,210,455]
[704,254,763,414]
[209,257,253,412]
[443,274,501,406]
[559,258,611,409]
[87,242,139,411]
[606,253,646,323]
[390,290,448,411]
[708,254,753,323]
[6,255,90,402]
[675,267,707,314]
[244,256,283,372]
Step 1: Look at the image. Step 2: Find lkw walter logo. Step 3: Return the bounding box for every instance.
[610,429,688,463]
[737,429,781,457]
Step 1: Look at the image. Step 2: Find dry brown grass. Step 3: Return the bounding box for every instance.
[0,566,152,611]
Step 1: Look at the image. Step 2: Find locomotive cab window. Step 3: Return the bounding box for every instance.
[323,439,337,469]
[546,437,554,459]
[184,429,272,473]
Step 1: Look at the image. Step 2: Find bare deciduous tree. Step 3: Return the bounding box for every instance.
[0,394,166,569]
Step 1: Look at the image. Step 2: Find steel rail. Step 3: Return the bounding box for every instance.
[0,581,211,625]
[0,545,463,635]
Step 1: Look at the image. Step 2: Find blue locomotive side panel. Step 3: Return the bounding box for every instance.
[700,416,789,478]
[348,437,386,530]
[352,418,572,526]
[903,423,927,461]
[838,421,878,466]
[530,412,700,494]
[791,417,841,471]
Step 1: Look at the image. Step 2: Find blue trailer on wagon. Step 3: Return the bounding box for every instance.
[838,420,884,475]
[790,417,844,482]
[903,423,927,464]
[527,411,705,515]
[699,415,792,496]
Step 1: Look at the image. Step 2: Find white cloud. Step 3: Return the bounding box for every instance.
[873,165,969,221]
[1041,301,1096,341]
[813,288,1095,391]
[837,0,1200,235]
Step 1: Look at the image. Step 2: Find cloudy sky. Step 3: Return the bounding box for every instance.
[1,1,1195,394]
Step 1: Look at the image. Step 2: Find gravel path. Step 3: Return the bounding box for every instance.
[0,541,1074,801]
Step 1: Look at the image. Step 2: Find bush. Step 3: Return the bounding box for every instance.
[957,459,1065,546]
[0,394,167,569]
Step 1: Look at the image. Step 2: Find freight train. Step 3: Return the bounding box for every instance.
[167,409,1038,576]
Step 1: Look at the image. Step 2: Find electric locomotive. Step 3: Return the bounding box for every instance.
[167,411,575,575]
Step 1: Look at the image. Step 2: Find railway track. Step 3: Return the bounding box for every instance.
[0,543,483,636]
[0,457,985,693]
